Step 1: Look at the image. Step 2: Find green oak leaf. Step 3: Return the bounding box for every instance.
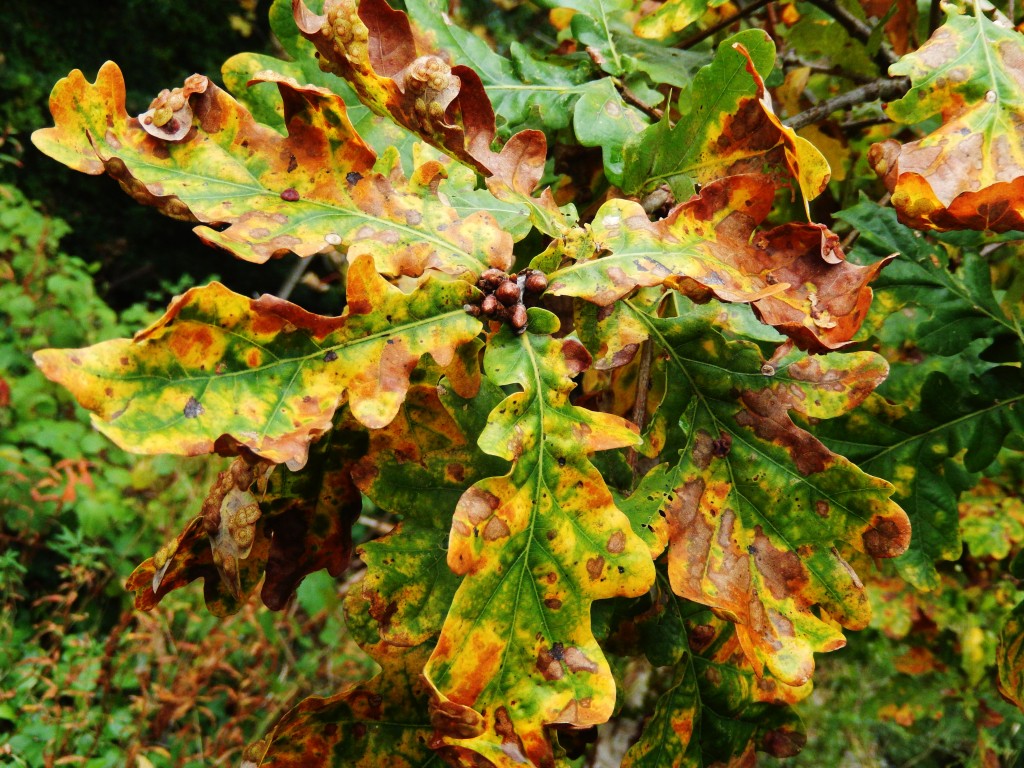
[621,29,829,210]
[34,256,482,469]
[618,306,909,686]
[352,381,509,646]
[424,310,655,766]
[815,370,1024,589]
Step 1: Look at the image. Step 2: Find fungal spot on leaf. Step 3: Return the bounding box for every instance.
[545,597,562,610]
[862,515,911,558]
[461,486,501,525]
[279,187,300,202]
[324,350,338,362]
[536,645,565,680]
[711,433,732,457]
[606,530,626,554]
[562,646,599,673]
[815,500,830,518]
[183,396,204,418]
[482,516,511,541]
[586,556,605,580]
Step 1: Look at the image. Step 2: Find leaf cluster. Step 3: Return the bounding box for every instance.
[21,0,1024,765]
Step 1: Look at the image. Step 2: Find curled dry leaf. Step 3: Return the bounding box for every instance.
[870,10,1024,232]
[126,458,272,617]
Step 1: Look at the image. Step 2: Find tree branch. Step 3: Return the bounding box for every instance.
[783,76,909,131]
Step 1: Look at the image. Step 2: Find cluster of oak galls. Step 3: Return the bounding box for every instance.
[465,268,549,334]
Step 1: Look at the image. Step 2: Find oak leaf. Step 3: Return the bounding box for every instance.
[869,9,1024,232]
[624,595,808,766]
[547,176,891,352]
[293,0,547,195]
[352,381,509,647]
[32,62,513,277]
[424,311,655,766]
[34,256,482,470]
[617,309,910,685]
[126,457,272,616]
[622,32,830,210]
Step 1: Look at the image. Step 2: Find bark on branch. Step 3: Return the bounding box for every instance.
[783,76,910,131]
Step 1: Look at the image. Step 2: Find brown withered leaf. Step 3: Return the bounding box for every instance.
[126,458,272,616]
[259,422,368,611]
[293,0,547,195]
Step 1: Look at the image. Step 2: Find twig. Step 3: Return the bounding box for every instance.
[840,114,893,132]
[277,256,314,301]
[619,83,664,121]
[803,0,898,68]
[784,76,909,131]
[680,0,774,49]
[357,514,395,535]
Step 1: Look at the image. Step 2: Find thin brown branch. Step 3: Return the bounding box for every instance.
[620,84,664,121]
[680,0,774,49]
[783,76,909,131]
[626,340,654,482]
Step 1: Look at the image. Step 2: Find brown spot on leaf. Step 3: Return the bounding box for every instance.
[183,396,204,419]
[561,339,592,377]
[460,486,500,525]
[606,530,626,554]
[586,556,605,580]
[536,646,564,680]
[815,500,830,518]
[688,624,716,652]
[562,646,599,673]
[862,514,911,558]
[482,516,510,541]
[544,597,562,610]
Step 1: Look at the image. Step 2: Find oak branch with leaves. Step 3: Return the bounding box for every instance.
[29,0,1024,764]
